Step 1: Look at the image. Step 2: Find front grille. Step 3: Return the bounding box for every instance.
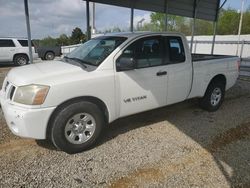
[4,81,9,92]
[3,80,16,101]
[9,86,16,100]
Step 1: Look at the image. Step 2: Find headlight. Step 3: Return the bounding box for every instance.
[13,84,49,105]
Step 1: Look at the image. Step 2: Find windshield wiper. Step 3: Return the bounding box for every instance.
[64,56,87,68]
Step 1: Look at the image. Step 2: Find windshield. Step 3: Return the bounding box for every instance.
[66,36,127,66]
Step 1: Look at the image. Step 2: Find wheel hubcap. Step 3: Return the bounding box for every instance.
[64,113,96,144]
[18,57,26,65]
[210,87,222,106]
[47,53,54,60]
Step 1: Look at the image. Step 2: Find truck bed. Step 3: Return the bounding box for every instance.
[192,53,237,62]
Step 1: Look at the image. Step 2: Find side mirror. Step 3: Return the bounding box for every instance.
[116,57,135,71]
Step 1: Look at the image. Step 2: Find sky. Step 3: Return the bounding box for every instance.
[0,0,249,39]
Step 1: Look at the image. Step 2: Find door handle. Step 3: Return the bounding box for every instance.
[156,71,167,76]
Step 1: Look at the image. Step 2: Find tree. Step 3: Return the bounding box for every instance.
[146,13,190,35]
[56,34,70,46]
[112,27,121,32]
[39,36,57,46]
[150,12,166,31]
[71,27,86,44]
[242,7,250,34]
[140,8,250,36]
[194,19,213,35]
[217,8,240,35]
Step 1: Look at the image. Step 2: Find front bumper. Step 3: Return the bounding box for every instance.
[0,92,56,139]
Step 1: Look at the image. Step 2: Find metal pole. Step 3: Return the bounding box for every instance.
[92,2,96,34]
[164,0,168,31]
[211,21,217,54]
[130,8,134,32]
[190,18,196,53]
[194,40,197,53]
[165,13,168,31]
[190,0,198,53]
[24,0,33,64]
[240,40,245,58]
[236,0,244,56]
[86,0,91,40]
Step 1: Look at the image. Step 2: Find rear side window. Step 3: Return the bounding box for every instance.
[18,40,34,47]
[0,39,15,47]
[165,37,185,64]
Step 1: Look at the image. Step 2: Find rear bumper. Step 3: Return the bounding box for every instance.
[0,92,56,139]
[32,53,39,60]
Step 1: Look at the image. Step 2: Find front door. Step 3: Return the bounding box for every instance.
[115,36,168,117]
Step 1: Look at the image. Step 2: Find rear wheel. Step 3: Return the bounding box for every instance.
[200,81,225,112]
[45,52,55,60]
[50,101,105,154]
[14,54,28,66]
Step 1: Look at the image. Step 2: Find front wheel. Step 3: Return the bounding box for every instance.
[14,54,28,66]
[50,101,105,154]
[200,82,225,112]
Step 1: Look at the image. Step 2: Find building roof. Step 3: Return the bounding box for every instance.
[85,0,221,21]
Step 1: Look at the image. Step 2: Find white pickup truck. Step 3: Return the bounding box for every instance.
[0,32,239,153]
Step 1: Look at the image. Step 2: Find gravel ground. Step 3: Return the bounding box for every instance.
[0,66,250,188]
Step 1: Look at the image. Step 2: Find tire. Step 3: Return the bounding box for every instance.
[200,81,225,112]
[45,51,55,60]
[14,54,28,66]
[50,101,105,154]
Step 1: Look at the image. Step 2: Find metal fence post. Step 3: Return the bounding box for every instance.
[194,40,197,53]
[86,0,91,40]
[24,0,33,64]
[130,8,134,32]
[240,40,245,58]
[211,21,217,54]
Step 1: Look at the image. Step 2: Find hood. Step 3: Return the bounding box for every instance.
[7,61,85,86]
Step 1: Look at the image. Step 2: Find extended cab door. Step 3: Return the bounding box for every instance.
[163,36,192,105]
[115,36,168,117]
[0,39,16,62]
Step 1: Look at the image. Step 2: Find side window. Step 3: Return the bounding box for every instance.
[0,39,15,47]
[118,36,163,69]
[167,37,185,64]
[18,40,34,47]
[137,38,163,68]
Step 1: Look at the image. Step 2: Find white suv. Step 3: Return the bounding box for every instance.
[0,38,38,65]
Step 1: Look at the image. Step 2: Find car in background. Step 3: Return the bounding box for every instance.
[37,46,62,60]
[0,38,38,66]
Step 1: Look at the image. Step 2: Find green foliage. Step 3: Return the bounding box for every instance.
[139,8,250,36]
[71,27,86,44]
[140,13,191,35]
[217,8,240,35]
[37,27,86,47]
[38,36,58,47]
[242,9,250,34]
[103,26,123,33]
[37,8,250,47]
[194,19,213,35]
[57,34,70,46]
